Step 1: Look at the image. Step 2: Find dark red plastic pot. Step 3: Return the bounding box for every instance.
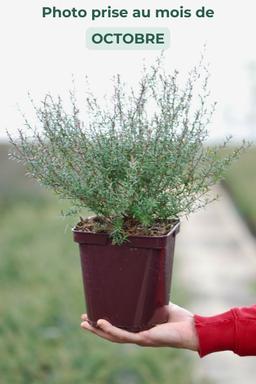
[73,220,180,332]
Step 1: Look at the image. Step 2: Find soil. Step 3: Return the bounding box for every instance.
[75,216,178,237]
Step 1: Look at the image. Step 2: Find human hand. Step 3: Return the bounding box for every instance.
[81,303,199,351]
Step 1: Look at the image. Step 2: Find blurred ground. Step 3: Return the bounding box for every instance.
[178,185,256,384]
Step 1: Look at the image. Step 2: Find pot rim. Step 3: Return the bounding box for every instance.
[72,218,180,240]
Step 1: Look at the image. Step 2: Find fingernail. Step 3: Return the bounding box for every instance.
[97,319,105,328]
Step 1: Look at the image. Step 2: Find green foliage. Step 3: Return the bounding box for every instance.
[9,58,247,243]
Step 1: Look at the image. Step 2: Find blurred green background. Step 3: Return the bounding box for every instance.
[0,142,198,384]
[223,147,256,237]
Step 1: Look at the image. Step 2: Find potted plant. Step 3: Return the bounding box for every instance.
[8,58,246,332]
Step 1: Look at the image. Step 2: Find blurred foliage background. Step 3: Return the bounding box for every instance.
[0,142,197,384]
[224,147,256,236]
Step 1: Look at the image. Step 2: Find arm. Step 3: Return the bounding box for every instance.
[195,305,256,357]
[81,304,256,357]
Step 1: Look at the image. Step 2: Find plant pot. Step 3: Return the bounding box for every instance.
[73,220,180,332]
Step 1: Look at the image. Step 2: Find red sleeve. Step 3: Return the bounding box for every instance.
[194,305,256,357]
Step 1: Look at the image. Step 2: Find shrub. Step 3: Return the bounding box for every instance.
[8,57,247,244]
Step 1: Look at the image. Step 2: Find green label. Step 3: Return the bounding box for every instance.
[86,28,170,50]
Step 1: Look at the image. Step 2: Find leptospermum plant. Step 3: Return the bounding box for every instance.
[8,57,247,244]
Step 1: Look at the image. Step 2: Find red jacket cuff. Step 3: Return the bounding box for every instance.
[194,310,236,357]
[194,306,256,357]
[232,306,256,356]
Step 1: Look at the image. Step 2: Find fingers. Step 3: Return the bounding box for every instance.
[81,322,113,341]
[80,318,116,342]
[80,314,145,345]
[96,319,143,344]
